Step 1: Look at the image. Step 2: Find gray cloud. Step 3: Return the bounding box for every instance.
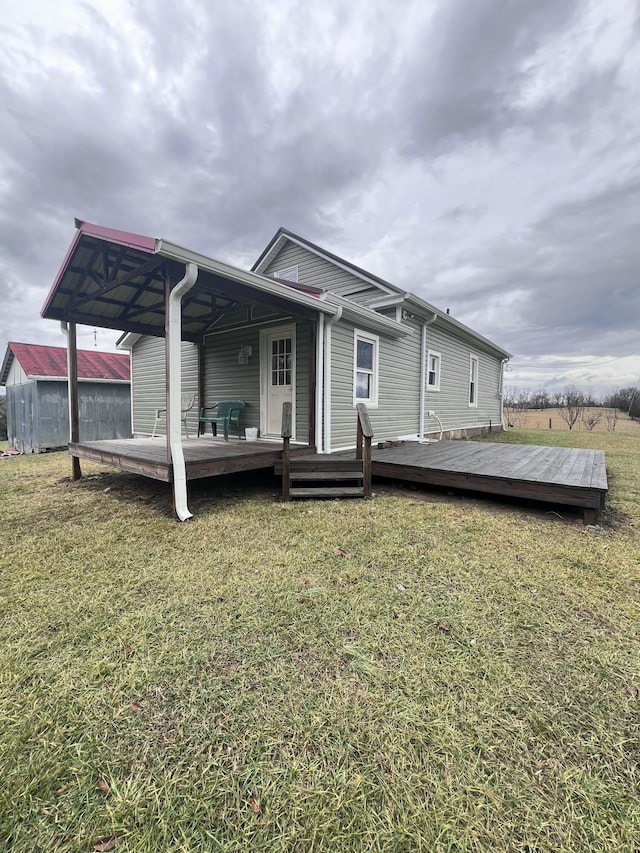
[0,0,638,392]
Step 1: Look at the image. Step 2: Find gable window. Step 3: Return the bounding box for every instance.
[469,355,478,406]
[427,350,441,391]
[353,330,378,406]
[272,265,298,283]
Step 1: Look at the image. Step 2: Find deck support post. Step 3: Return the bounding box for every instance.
[66,321,82,481]
[583,508,598,525]
[281,401,292,500]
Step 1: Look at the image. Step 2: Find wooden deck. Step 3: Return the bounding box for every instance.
[71,436,608,523]
[368,441,608,523]
[69,436,312,482]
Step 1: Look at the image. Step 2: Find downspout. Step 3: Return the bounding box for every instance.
[500,358,509,430]
[323,307,342,455]
[168,262,199,521]
[419,313,438,438]
[315,313,325,453]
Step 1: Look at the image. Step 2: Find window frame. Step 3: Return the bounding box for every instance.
[468,354,479,407]
[353,329,379,407]
[426,349,441,391]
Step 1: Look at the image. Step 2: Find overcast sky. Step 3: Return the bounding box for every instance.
[1,0,638,394]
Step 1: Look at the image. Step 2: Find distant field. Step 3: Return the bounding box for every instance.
[506,406,640,434]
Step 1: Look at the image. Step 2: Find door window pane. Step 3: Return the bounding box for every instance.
[271,337,293,386]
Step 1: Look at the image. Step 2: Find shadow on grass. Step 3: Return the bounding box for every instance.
[55,463,617,530]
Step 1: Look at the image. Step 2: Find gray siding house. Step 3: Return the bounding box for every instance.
[122,229,510,449]
[1,342,131,453]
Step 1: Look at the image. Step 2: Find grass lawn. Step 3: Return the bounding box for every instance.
[1,430,639,852]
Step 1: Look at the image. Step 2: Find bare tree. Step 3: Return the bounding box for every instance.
[581,409,602,431]
[557,386,585,430]
[530,389,550,410]
[503,386,528,427]
[603,408,618,432]
[606,386,640,419]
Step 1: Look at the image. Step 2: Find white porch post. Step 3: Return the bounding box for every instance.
[165,262,199,521]
[315,313,324,453]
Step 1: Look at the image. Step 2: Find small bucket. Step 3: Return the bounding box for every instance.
[245,427,258,442]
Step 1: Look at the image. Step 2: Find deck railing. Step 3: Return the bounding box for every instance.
[281,401,292,500]
[355,403,373,498]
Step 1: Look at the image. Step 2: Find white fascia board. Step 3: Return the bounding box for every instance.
[117,332,142,349]
[404,294,511,359]
[324,294,409,339]
[156,240,337,318]
[252,233,287,274]
[369,295,407,310]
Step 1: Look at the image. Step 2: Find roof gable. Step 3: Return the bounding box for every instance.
[2,342,130,383]
[252,228,403,301]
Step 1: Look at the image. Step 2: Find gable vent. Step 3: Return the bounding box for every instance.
[273,265,298,283]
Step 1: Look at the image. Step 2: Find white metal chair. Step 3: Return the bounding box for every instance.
[152,394,196,439]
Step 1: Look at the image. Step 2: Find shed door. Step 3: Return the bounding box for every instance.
[261,325,296,438]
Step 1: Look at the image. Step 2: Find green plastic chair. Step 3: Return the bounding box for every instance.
[198,400,246,441]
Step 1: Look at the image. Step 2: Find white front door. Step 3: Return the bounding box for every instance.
[261,325,296,438]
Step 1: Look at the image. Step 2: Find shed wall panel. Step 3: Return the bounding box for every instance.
[6,359,27,385]
[7,380,131,452]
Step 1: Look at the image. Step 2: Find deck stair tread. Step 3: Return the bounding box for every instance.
[290,471,364,481]
[289,486,366,498]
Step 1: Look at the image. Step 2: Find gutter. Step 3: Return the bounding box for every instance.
[156,239,336,318]
[168,262,199,521]
[500,358,509,429]
[326,293,409,339]
[403,294,511,360]
[323,307,343,454]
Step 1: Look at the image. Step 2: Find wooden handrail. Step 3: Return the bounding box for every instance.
[281,401,292,500]
[355,403,373,498]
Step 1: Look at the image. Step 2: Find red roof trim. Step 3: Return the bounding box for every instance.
[6,342,130,382]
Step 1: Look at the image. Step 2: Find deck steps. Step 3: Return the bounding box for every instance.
[283,457,366,499]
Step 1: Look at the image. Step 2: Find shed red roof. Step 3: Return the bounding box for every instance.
[5,342,130,382]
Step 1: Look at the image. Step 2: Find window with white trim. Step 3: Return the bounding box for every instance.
[353,330,378,406]
[469,355,478,406]
[272,265,298,282]
[427,350,441,391]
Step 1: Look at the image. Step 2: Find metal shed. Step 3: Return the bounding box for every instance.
[1,342,131,453]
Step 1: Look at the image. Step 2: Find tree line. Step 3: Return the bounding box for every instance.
[503,384,640,431]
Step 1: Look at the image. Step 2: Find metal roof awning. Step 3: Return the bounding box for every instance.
[41,220,338,343]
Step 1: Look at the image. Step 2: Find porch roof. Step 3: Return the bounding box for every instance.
[41,220,338,344]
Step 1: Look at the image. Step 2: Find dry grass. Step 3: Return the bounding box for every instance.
[1,433,639,852]
[510,406,639,434]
